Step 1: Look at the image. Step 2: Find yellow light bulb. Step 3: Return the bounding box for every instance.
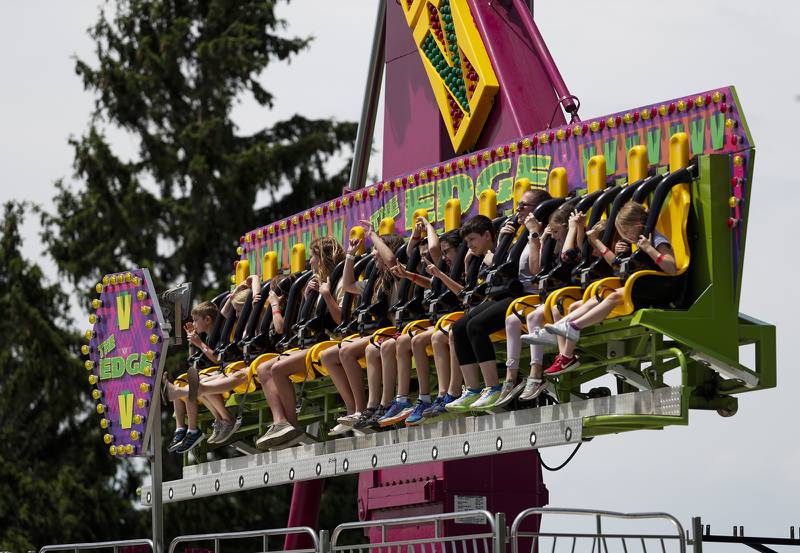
[145,351,155,362]
[96,403,105,414]
[92,389,102,400]
[88,375,98,385]
[110,275,117,285]
[420,170,428,180]
[81,344,90,355]
[482,151,490,161]
[573,124,582,136]
[143,366,152,377]
[102,275,110,285]
[109,445,117,456]
[125,444,134,454]
[137,398,148,409]
[623,113,633,124]
[96,283,103,293]
[145,320,154,329]
[256,229,263,239]
[125,272,132,282]
[522,138,531,148]
[556,129,566,140]
[589,121,600,132]
[132,277,140,286]
[607,117,616,128]
[130,430,139,440]
[141,305,152,315]
[733,155,743,167]
[149,334,158,344]
[88,314,97,324]
[508,143,516,153]
[100,418,109,429]
[140,382,150,393]
[728,196,738,208]
[677,100,687,112]
[85,360,94,371]
[134,414,143,425]
[495,147,504,157]
[92,299,101,310]
[725,118,734,129]
[470,155,478,166]
[658,105,667,116]
[85,330,94,340]
[712,91,721,103]
[137,290,147,301]
[103,433,114,444]
[695,95,704,107]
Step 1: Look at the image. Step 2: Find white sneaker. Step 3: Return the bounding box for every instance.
[519,377,549,401]
[328,423,351,436]
[214,418,242,444]
[206,421,221,444]
[471,386,502,409]
[545,319,580,342]
[521,327,558,346]
[337,412,361,426]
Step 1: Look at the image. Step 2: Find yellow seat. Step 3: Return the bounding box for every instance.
[544,286,583,320]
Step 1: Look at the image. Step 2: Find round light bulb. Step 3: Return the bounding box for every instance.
[96,403,105,414]
[81,345,90,355]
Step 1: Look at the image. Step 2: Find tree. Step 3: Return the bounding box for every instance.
[43,0,357,303]
[0,202,147,551]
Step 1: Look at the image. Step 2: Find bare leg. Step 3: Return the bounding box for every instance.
[321,346,356,414]
[271,349,312,426]
[173,399,187,429]
[478,359,500,388]
[379,339,398,405]
[562,291,623,357]
[396,334,417,396]
[413,329,437,395]
[171,371,248,397]
[364,343,383,407]
[340,337,371,410]
[527,306,546,378]
[447,331,463,396]
[256,357,287,423]
[202,394,233,423]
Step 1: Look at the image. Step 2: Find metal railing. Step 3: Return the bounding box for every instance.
[330,510,503,553]
[511,508,686,553]
[40,539,153,553]
[167,527,319,553]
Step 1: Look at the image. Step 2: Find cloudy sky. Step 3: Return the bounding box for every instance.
[1,0,798,542]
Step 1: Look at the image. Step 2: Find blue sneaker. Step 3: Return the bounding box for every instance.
[175,429,205,454]
[378,398,414,427]
[422,396,446,418]
[405,398,432,426]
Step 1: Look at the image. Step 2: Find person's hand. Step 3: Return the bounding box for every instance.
[412,217,426,239]
[614,240,629,255]
[637,234,654,253]
[524,213,542,234]
[187,329,202,348]
[268,290,280,307]
[319,277,332,297]
[542,225,553,240]
[184,321,195,335]
[422,257,442,277]
[499,219,516,236]
[389,265,410,279]
[359,219,374,236]
[569,210,585,229]
[252,293,261,304]
[305,276,320,297]
[347,236,363,255]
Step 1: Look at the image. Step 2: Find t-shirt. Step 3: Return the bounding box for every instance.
[652,231,671,250]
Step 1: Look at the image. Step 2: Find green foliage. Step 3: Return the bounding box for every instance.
[43,0,357,304]
[0,202,147,551]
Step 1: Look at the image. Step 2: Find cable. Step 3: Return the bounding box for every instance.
[539,442,582,471]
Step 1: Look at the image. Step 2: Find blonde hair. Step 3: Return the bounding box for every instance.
[549,205,570,228]
[309,236,345,282]
[615,202,648,234]
[231,288,250,310]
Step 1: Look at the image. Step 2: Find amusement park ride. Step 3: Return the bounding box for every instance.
[76,1,779,553]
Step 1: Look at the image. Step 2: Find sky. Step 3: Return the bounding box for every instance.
[1,0,799,544]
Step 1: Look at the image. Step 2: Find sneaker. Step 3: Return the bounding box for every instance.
[175,429,205,454]
[445,389,482,413]
[354,405,385,430]
[379,398,414,427]
[472,386,502,410]
[493,379,525,409]
[519,376,549,401]
[422,396,444,418]
[544,354,580,376]
[328,423,351,436]
[521,327,558,346]
[405,398,432,426]
[337,412,361,426]
[255,421,301,449]
[206,421,221,445]
[214,418,242,444]
[545,320,580,342]
[167,428,187,452]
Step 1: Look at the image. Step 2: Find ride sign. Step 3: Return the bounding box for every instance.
[82,268,167,457]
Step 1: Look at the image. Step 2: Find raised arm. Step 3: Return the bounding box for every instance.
[523,213,544,275]
[362,219,398,267]
[638,234,677,274]
[586,225,617,268]
[424,258,463,295]
[267,288,285,334]
[342,234,363,295]
[319,277,343,324]
[424,218,442,265]
[562,210,584,253]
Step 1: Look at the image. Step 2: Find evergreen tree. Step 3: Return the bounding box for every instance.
[0,202,146,551]
[43,0,357,302]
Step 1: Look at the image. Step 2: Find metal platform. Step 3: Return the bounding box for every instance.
[140,387,683,506]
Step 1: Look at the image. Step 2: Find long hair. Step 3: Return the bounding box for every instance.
[309,236,345,282]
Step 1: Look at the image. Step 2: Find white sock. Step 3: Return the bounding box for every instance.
[396,395,408,404]
[419,394,431,403]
